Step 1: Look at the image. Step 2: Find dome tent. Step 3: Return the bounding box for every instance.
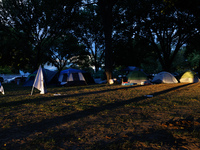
[152,71,178,84]
[180,70,199,83]
[58,68,95,86]
[127,70,148,85]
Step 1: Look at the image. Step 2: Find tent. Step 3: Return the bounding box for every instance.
[58,68,95,86]
[127,70,148,85]
[23,68,58,86]
[180,70,199,83]
[31,65,47,95]
[0,82,5,95]
[151,71,178,84]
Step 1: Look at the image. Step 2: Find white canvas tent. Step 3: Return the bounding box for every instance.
[0,82,5,95]
[31,65,47,95]
[152,71,178,84]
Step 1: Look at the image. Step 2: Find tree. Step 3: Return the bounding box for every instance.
[113,36,155,67]
[0,26,33,72]
[0,0,82,71]
[76,1,105,73]
[139,0,198,72]
[110,0,159,73]
[163,0,200,14]
[185,35,200,74]
[46,34,87,72]
[97,0,116,82]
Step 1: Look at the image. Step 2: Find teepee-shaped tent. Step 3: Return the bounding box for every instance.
[0,82,5,95]
[31,65,47,95]
[152,71,178,84]
[23,68,58,86]
[180,70,199,83]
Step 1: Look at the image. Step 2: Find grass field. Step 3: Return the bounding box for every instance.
[1,83,200,149]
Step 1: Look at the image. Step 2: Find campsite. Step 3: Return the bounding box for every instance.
[1,81,200,149]
[1,0,200,149]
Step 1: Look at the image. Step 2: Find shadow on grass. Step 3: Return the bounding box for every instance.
[0,84,143,107]
[0,83,193,147]
[91,128,187,150]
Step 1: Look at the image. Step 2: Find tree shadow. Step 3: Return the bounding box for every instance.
[91,128,188,150]
[0,84,142,107]
[0,83,193,147]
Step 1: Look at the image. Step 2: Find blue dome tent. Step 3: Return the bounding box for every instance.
[58,68,95,86]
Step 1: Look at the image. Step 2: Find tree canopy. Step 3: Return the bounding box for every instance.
[0,0,82,71]
[1,0,200,79]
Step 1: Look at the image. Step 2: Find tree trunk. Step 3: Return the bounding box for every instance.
[162,60,172,72]
[99,0,113,82]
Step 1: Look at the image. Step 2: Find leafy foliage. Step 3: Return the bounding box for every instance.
[0,0,82,71]
[0,26,33,72]
[77,1,104,72]
[138,0,198,72]
[185,35,200,73]
[46,34,87,72]
[1,0,200,76]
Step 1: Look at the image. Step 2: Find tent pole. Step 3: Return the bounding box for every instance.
[31,86,34,95]
[84,79,88,85]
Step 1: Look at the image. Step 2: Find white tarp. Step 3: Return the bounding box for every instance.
[0,82,5,95]
[31,65,47,95]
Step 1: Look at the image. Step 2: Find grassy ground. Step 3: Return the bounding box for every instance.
[1,83,200,149]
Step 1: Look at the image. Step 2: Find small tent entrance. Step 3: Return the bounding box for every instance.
[61,74,68,82]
